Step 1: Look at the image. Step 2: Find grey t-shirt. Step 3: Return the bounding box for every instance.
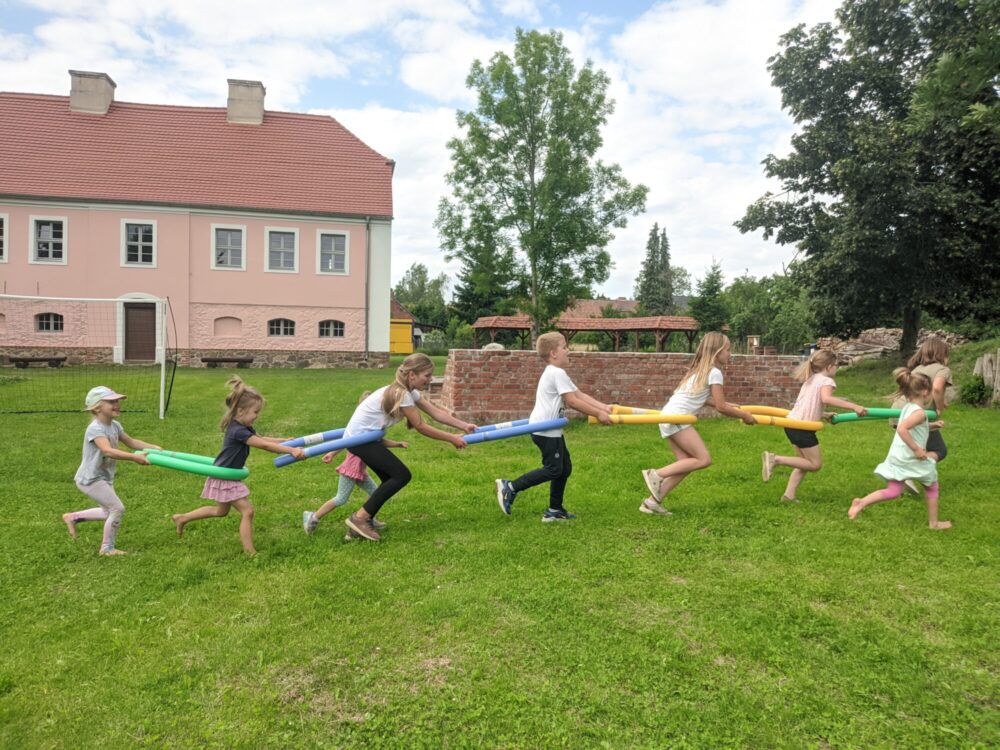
[74,419,124,485]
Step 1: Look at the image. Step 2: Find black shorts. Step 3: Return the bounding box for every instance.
[784,427,819,449]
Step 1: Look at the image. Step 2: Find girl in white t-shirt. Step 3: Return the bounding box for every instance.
[341,353,476,542]
[761,349,867,502]
[639,332,756,515]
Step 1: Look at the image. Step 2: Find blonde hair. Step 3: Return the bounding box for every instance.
[220,376,264,431]
[679,332,730,392]
[907,335,950,369]
[381,353,434,422]
[792,349,837,382]
[357,390,372,404]
[536,331,566,361]
[891,367,932,402]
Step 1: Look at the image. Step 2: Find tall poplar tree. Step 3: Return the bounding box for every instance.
[436,28,648,339]
[634,223,675,315]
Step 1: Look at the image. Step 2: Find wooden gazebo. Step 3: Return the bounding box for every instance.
[471,314,700,352]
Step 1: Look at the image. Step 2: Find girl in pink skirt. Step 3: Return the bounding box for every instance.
[171,376,305,555]
[301,437,408,538]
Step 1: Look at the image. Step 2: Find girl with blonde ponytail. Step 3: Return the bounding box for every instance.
[849,368,950,529]
[638,332,757,516]
[171,376,305,555]
[339,354,476,542]
[761,349,867,502]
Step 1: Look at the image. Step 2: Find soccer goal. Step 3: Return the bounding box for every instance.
[0,294,177,417]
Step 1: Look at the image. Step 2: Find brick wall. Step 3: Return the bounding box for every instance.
[440,349,802,422]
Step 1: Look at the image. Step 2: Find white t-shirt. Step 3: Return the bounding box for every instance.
[344,385,421,438]
[529,364,577,438]
[75,419,124,485]
[659,367,724,438]
[788,373,836,422]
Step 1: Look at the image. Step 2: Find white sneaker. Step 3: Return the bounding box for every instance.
[761,452,775,482]
[641,469,664,500]
[302,511,317,534]
[639,497,672,516]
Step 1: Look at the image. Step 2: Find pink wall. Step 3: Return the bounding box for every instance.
[1,202,369,352]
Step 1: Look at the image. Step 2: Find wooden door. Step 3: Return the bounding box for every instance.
[124,303,156,361]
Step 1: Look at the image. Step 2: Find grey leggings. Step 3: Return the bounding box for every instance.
[72,480,125,551]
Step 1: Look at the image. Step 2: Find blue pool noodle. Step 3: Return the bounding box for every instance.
[275,429,385,467]
[474,418,530,433]
[463,418,568,445]
[282,428,346,448]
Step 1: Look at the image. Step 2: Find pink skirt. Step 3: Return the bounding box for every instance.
[337,452,369,482]
[201,477,250,503]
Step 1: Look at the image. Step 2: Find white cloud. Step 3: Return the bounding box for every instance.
[493,0,543,23]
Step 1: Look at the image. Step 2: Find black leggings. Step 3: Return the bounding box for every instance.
[348,442,412,517]
[511,435,573,510]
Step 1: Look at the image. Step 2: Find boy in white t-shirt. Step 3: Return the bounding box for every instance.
[495,332,613,522]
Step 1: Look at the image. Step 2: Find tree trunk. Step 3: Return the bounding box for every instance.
[900,304,921,362]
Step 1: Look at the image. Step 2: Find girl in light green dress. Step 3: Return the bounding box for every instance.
[849,368,951,530]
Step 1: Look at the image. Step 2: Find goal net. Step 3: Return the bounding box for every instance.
[0,294,176,417]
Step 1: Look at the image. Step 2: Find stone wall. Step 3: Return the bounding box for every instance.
[440,349,802,422]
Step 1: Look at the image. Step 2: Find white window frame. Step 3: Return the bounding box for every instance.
[318,319,345,338]
[211,223,246,271]
[267,318,296,337]
[0,213,8,263]
[265,227,299,274]
[315,230,349,275]
[29,215,69,265]
[120,218,158,268]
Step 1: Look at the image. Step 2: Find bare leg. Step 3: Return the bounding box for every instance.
[849,481,905,520]
[172,503,231,537]
[655,428,712,497]
[780,446,822,501]
[231,498,256,554]
[924,482,951,530]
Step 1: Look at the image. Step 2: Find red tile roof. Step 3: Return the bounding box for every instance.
[0,93,393,218]
[472,315,699,332]
[390,295,414,320]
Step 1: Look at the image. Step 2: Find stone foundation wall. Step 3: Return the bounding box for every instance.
[440,349,802,422]
[0,346,116,366]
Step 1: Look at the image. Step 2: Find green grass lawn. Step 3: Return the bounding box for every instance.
[1,348,998,748]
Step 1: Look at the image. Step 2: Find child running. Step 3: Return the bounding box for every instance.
[340,353,475,542]
[495,332,613,522]
[301,391,408,537]
[761,349,867,502]
[64,386,161,556]
[639,332,756,515]
[171,377,305,555]
[848,368,950,529]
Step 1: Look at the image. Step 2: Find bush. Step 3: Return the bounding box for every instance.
[419,330,450,356]
[960,375,992,406]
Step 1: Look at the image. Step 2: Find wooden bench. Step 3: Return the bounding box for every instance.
[201,356,253,369]
[10,356,67,369]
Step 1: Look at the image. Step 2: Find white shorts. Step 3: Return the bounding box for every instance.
[659,422,693,439]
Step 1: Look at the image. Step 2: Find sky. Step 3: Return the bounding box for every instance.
[0,0,843,300]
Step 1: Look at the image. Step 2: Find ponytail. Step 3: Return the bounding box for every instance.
[891,367,932,402]
[792,349,837,382]
[381,353,433,423]
[220,376,264,431]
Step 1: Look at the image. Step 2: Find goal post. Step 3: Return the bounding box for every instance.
[0,293,175,418]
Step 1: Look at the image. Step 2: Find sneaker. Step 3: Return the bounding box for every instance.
[345,512,381,541]
[541,508,576,522]
[370,517,387,531]
[639,497,672,516]
[903,479,920,495]
[761,452,775,483]
[641,469,663,500]
[495,479,516,515]
[343,528,362,541]
[302,511,317,535]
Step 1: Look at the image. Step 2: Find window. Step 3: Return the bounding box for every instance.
[212,225,245,270]
[266,228,298,272]
[317,232,348,274]
[268,318,295,336]
[122,220,156,266]
[0,214,7,262]
[36,313,64,332]
[319,320,345,338]
[30,217,68,264]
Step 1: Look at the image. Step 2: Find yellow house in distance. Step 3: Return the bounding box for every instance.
[390,295,414,354]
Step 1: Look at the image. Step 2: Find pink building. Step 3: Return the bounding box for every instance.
[0,71,393,368]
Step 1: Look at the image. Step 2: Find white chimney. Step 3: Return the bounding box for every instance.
[69,70,116,114]
[227,79,265,124]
